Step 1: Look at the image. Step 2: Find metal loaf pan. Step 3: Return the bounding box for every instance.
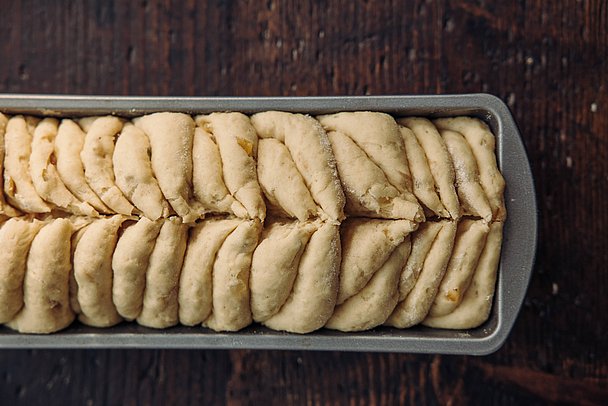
[0,94,537,354]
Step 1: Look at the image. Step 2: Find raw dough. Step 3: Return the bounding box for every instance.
[0,113,20,216]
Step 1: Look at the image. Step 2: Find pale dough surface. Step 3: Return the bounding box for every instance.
[81,116,135,215]
[30,118,97,216]
[195,113,266,220]
[192,127,247,217]
[134,112,201,223]
[337,218,417,304]
[327,130,424,221]
[427,219,489,317]
[326,239,411,332]
[112,217,163,321]
[250,220,317,322]
[435,117,506,221]
[55,119,110,213]
[137,217,188,328]
[73,215,125,327]
[386,220,457,328]
[204,220,261,331]
[113,123,170,220]
[0,218,44,323]
[399,118,460,220]
[178,218,242,326]
[3,116,51,213]
[0,113,21,216]
[251,111,345,222]
[257,138,318,221]
[7,219,75,334]
[423,222,503,329]
[263,222,341,333]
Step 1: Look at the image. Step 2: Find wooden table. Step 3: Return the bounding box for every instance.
[1,1,606,404]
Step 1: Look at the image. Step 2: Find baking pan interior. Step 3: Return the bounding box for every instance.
[0,94,537,354]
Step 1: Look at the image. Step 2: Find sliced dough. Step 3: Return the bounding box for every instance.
[327,130,424,221]
[3,116,51,213]
[30,118,98,216]
[195,113,265,220]
[326,238,411,332]
[204,220,261,331]
[0,113,20,217]
[386,220,457,328]
[81,116,135,215]
[441,129,492,222]
[397,221,442,301]
[192,127,247,217]
[137,217,188,328]
[427,219,490,317]
[263,222,341,333]
[6,219,75,333]
[55,119,110,213]
[250,220,317,322]
[424,222,503,329]
[318,112,413,193]
[337,218,417,304]
[251,111,345,222]
[434,117,506,220]
[73,215,125,327]
[112,217,163,321]
[0,218,44,323]
[178,218,241,326]
[69,222,91,315]
[134,113,201,223]
[256,138,318,221]
[113,123,170,220]
[398,118,460,220]
[400,125,448,217]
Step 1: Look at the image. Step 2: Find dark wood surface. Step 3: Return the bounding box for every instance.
[1,0,607,404]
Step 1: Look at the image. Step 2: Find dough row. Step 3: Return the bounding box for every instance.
[0,111,505,224]
[0,215,502,334]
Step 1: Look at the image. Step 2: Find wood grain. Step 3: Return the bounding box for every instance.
[0,0,607,404]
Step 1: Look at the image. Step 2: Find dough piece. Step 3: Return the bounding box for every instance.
[3,116,51,213]
[134,112,201,222]
[337,218,418,304]
[6,219,75,334]
[434,117,506,221]
[257,138,318,221]
[195,113,265,220]
[250,220,317,322]
[318,112,413,193]
[113,123,170,220]
[204,220,261,331]
[81,116,135,215]
[397,221,443,301]
[427,219,490,317]
[441,129,492,222]
[386,220,457,328]
[400,125,448,217]
[73,215,125,327]
[0,218,44,323]
[0,113,20,217]
[137,217,188,328]
[68,222,91,315]
[263,222,341,333]
[192,127,247,217]
[30,118,98,216]
[112,217,163,321]
[424,222,503,329]
[326,239,411,332]
[55,119,110,213]
[398,118,460,220]
[178,218,242,326]
[251,111,345,222]
[327,130,424,221]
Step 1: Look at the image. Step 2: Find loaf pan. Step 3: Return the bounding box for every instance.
[0,94,537,354]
